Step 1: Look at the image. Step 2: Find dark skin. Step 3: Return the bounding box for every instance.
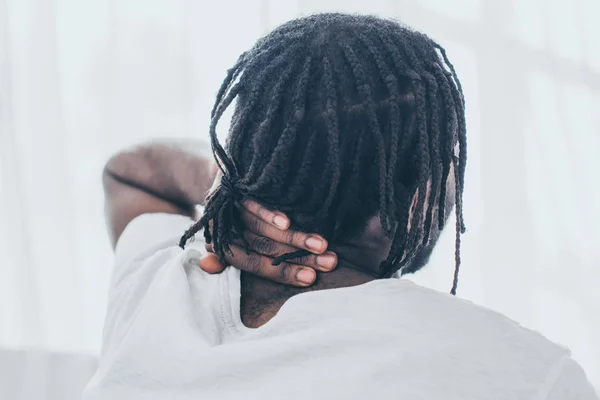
[215,177,450,328]
[103,140,396,328]
[234,216,394,327]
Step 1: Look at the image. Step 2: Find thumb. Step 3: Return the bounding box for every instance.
[199,253,226,274]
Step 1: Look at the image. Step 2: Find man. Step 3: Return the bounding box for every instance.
[84,13,597,399]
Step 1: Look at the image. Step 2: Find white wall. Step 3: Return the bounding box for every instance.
[0,0,598,390]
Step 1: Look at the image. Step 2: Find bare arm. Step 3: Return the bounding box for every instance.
[102,140,216,248]
[103,139,336,287]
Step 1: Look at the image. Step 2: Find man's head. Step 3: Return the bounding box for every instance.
[186,13,466,291]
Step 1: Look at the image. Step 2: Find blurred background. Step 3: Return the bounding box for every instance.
[0,0,599,398]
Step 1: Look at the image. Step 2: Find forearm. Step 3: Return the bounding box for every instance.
[104,140,216,211]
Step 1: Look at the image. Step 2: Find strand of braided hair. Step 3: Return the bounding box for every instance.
[179,13,467,294]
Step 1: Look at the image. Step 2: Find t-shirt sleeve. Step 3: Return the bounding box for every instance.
[542,356,598,400]
[101,212,202,353]
[112,212,198,286]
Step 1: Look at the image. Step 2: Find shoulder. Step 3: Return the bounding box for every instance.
[395,281,597,395]
[392,280,569,357]
[102,212,225,352]
[375,280,598,398]
[112,212,197,282]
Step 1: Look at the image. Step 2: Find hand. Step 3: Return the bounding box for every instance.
[199,200,337,287]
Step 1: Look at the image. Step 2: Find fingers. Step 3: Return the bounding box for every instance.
[199,199,334,285]
[240,207,328,254]
[241,200,290,230]
[243,231,337,272]
[223,244,317,287]
[199,233,336,281]
[198,252,225,274]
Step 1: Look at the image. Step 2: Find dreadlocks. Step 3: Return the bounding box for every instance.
[179,13,467,295]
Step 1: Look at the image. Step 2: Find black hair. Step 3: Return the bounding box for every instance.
[179,13,467,295]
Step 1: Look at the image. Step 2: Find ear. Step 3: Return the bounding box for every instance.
[406,186,420,230]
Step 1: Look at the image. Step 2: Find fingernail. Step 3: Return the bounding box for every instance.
[305,236,324,252]
[273,215,289,229]
[296,268,316,285]
[316,252,337,269]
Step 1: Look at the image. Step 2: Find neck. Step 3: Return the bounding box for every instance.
[240,261,376,328]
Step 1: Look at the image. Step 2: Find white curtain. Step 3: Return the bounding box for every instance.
[1,0,599,392]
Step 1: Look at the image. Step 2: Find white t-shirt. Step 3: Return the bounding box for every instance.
[84,213,598,400]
